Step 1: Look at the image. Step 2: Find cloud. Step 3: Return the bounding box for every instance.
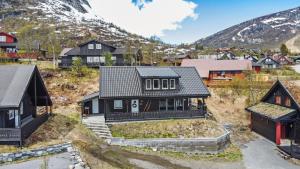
[87,0,198,37]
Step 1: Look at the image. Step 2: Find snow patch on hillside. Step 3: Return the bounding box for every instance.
[261,17,286,24]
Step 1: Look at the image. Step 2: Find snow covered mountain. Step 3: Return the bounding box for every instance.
[0,0,155,47]
[196,7,300,52]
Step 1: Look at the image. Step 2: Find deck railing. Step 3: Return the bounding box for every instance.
[105,109,206,122]
[0,128,21,142]
[0,113,49,144]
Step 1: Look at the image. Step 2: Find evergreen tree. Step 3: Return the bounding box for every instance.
[280,44,289,56]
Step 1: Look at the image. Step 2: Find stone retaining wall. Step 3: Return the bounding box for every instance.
[0,142,89,169]
[109,130,230,154]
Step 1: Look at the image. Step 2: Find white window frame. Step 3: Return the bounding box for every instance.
[145,79,152,90]
[100,56,105,63]
[0,36,6,42]
[9,110,14,120]
[162,79,168,90]
[170,79,176,89]
[153,79,160,90]
[114,100,123,110]
[96,44,102,49]
[87,57,93,63]
[111,56,117,61]
[93,57,100,63]
[88,44,94,50]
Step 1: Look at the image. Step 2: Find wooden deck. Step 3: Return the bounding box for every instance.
[105,109,206,122]
[0,113,49,145]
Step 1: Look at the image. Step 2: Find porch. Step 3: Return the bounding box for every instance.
[103,98,208,122]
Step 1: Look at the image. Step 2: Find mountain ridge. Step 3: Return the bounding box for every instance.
[195,6,300,52]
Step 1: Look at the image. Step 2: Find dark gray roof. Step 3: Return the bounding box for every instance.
[99,66,210,98]
[0,65,35,108]
[257,56,279,65]
[83,92,99,101]
[112,48,139,55]
[65,47,80,56]
[136,67,180,78]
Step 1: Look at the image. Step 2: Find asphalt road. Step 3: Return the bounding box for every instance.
[0,152,73,169]
[241,138,299,169]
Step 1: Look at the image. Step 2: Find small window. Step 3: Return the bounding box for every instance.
[9,110,14,120]
[275,96,281,105]
[285,98,291,107]
[93,57,100,63]
[111,56,117,61]
[96,44,102,49]
[146,79,152,90]
[162,79,168,90]
[87,57,93,63]
[114,100,123,109]
[0,36,6,42]
[170,79,176,89]
[100,57,105,63]
[153,79,160,90]
[88,44,94,50]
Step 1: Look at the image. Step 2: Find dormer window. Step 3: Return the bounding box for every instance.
[146,79,152,90]
[170,79,176,89]
[162,79,168,90]
[153,79,160,90]
[88,44,94,50]
[96,44,102,49]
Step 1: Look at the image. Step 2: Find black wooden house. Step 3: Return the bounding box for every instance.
[0,65,52,145]
[81,66,210,122]
[58,40,142,68]
[246,80,300,145]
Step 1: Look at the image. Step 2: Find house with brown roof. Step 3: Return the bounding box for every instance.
[181,59,252,83]
[246,80,300,147]
[271,54,294,65]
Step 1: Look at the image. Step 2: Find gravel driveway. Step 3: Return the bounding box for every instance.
[0,152,73,169]
[242,138,299,169]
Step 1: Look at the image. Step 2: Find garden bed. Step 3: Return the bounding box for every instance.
[109,119,224,139]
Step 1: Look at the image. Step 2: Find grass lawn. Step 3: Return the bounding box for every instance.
[123,144,242,162]
[110,119,225,139]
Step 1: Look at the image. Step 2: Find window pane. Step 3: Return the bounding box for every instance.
[170,79,175,89]
[162,79,168,89]
[94,57,100,63]
[88,44,94,49]
[159,99,166,111]
[167,99,175,111]
[114,100,123,109]
[153,79,160,89]
[176,99,183,111]
[0,36,6,42]
[146,79,152,90]
[96,44,102,49]
[100,57,105,63]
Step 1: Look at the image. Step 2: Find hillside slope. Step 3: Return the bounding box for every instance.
[196,6,300,52]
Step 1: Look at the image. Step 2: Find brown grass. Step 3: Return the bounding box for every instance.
[110,119,224,139]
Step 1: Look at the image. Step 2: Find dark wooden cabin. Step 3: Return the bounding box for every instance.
[0,65,52,145]
[256,56,280,69]
[58,40,142,68]
[246,80,300,145]
[81,66,210,122]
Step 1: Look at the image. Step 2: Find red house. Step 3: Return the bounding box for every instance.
[0,32,18,54]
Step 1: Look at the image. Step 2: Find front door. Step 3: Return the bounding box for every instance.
[131,99,139,113]
[92,98,99,114]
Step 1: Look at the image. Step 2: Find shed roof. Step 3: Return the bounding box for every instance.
[59,48,73,57]
[246,102,296,120]
[181,59,252,78]
[99,66,210,98]
[136,67,180,78]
